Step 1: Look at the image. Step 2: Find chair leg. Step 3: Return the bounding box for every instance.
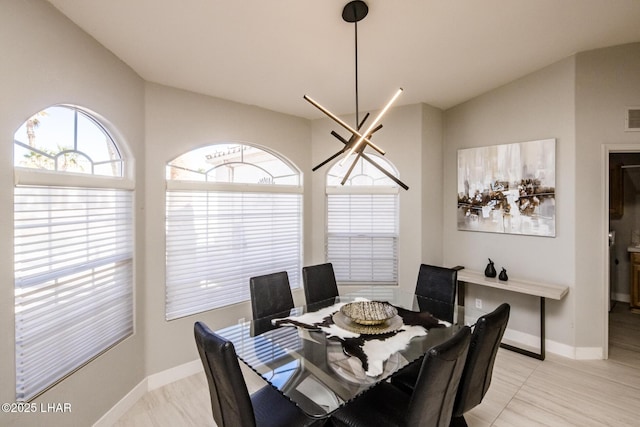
[450,415,468,427]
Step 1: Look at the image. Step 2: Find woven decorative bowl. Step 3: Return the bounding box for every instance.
[340,301,398,326]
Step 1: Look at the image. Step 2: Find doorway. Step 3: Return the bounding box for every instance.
[606,148,640,360]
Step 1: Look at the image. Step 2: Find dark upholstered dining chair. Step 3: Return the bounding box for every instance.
[330,326,471,427]
[194,322,323,427]
[415,264,458,323]
[392,303,510,427]
[302,263,339,306]
[449,303,510,427]
[249,271,295,319]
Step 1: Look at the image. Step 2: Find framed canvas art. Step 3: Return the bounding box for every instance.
[457,138,556,237]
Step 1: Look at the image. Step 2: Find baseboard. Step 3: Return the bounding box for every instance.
[546,340,580,359]
[502,329,540,351]
[574,347,604,360]
[500,328,601,360]
[147,359,203,390]
[93,378,148,427]
[93,359,203,426]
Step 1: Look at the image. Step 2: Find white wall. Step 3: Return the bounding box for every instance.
[0,1,146,426]
[422,104,445,265]
[575,43,640,350]
[443,58,577,353]
[143,83,312,375]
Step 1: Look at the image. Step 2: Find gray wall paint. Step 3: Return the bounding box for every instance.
[143,82,311,375]
[575,43,640,349]
[0,1,145,426]
[443,58,577,350]
[421,104,445,265]
[443,42,640,354]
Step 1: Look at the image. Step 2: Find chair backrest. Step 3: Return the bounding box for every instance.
[302,262,339,305]
[415,264,458,322]
[194,321,256,427]
[452,303,510,417]
[407,326,471,427]
[249,271,295,319]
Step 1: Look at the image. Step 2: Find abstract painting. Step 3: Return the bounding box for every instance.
[457,139,556,237]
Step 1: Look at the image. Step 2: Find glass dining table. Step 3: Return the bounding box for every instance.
[214,288,465,419]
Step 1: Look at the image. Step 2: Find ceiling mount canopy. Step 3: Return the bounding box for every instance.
[304,0,409,190]
[342,0,368,23]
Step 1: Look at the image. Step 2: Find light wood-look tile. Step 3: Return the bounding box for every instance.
[112,373,213,427]
[472,302,640,427]
[114,305,640,426]
[112,364,267,427]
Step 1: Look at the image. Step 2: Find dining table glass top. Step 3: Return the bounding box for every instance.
[214,288,465,418]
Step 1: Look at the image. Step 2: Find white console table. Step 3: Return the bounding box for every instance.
[456,269,569,360]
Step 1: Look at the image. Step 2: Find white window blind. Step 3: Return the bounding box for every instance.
[327,193,398,284]
[166,190,302,320]
[14,186,133,401]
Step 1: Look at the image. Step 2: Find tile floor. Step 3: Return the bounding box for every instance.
[114,303,640,426]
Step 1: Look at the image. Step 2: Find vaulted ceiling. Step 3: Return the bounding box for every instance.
[47,0,640,119]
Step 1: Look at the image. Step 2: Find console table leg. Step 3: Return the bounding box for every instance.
[457,281,465,308]
[540,296,546,359]
[499,296,546,360]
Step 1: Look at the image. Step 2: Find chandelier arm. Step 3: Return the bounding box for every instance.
[341,151,363,186]
[358,112,370,130]
[312,150,346,171]
[368,123,383,135]
[342,87,403,162]
[360,151,409,190]
[314,127,382,171]
[303,95,386,155]
[331,131,351,145]
[335,129,382,158]
[333,126,381,155]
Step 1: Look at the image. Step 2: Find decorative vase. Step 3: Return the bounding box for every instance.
[499,268,508,281]
[484,259,497,278]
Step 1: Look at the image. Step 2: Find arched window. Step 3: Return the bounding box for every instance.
[165,143,302,320]
[14,106,123,176]
[13,105,133,401]
[166,143,299,185]
[326,154,400,285]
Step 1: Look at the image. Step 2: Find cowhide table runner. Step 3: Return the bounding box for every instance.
[272,299,448,376]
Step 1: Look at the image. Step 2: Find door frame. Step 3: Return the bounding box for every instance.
[602,143,640,359]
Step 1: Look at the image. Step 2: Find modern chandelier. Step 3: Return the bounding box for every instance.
[304,0,409,190]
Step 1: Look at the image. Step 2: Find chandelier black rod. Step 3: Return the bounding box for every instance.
[354,15,359,126]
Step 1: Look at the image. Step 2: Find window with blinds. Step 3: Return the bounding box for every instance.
[327,193,398,284]
[14,187,133,401]
[166,143,302,320]
[326,154,400,285]
[13,105,133,401]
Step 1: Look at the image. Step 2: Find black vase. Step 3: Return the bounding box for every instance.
[484,258,497,278]
[499,268,508,281]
